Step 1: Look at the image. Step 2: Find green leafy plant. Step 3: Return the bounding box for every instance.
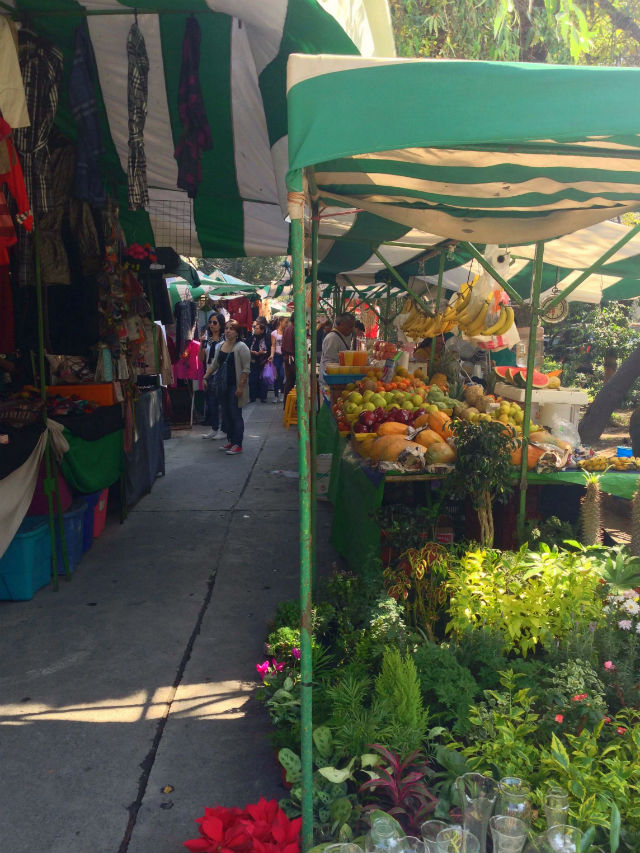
[525,515,577,551]
[352,595,410,670]
[446,546,604,657]
[272,599,300,630]
[413,640,478,734]
[383,543,449,640]
[445,420,518,546]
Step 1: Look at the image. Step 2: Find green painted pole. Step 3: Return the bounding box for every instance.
[543,221,640,310]
[310,203,319,590]
[461,241,525,306]
[290,208,314,853]
[429,249,446,376]
[371,246,434,317]
[517,241,545,543]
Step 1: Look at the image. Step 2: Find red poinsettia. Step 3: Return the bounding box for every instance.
[184,798,301,853]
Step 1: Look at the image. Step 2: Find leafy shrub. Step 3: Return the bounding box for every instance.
[525,515,576,551]
[272,599,300,630]
[446,546,604,656]
[413,641,478,734]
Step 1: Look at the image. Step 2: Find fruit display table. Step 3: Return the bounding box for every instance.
[494,382,589,430]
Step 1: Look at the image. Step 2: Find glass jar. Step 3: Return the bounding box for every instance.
[497,777,532,826]
[544,787,569,830]
[364,815,404,851]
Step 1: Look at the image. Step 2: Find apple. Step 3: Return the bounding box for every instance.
[372,407,386,422]
[413,408,426,419]
[387,402,401,410]
[352,422,371,433]
[345,402,361,416]
[362,390,374,403]
[347,391,363,405]
[362,402,376,412]
[359,410,377,428]
[371,393,386,408]
[411,394,423,407]
[397,409,413,424]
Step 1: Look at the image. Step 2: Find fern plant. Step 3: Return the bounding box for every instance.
[375,648,429,756]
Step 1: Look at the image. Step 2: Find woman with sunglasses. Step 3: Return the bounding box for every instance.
[200,311,226,439]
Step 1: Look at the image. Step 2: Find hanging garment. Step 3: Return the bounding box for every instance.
[0,264,14,352]
[0,118,33,236]
[226,296,252,328]
[69,25,105,207]
[0,192,16,265]
[0,17,29,129]
[127,22,149,211]
[174,299,197,357]
[12,30,63,216]
[132,317,174,386]
[171,339,203,383]
[173,16,212,199]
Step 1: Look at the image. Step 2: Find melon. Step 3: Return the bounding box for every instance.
[506,367,526,385]
[513,369,550,389]
[493,366,511,382]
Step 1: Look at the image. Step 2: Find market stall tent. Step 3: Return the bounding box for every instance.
[285,54,640,848]
[7,0,394,257]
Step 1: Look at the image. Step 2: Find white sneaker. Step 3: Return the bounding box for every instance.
[202,431,217,440]
[211,429,226,439]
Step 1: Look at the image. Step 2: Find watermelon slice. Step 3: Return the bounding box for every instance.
[493,366,511,382]
[513,369,550,389]
[505,367,526,385]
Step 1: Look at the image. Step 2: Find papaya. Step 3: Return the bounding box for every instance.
[354,435,377,458]
[511,442,545,470]
[368,435,408,462]
[428,410,453,439]
[413,413,430,428]
[425,442,456,464]
[377,421,409,436]
[380,439,423,462]
[415,429,444,449]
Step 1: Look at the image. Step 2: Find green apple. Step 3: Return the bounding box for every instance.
[371,394,386,408]
[384,391,394,402]
[411,394,423,407]
[345,402,360,415]
[404,401,414,411]
[347,391,363,405]
[387,402,401,410]
[362,402,376,412]
[362,390,374,403]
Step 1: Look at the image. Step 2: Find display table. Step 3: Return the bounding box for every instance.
[124,388,165,508]
[495,382,589,430]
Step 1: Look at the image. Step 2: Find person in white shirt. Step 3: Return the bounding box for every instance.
[319,313,355,381]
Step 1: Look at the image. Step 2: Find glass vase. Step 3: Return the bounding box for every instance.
[489,816,528,853]
[455,774,498,853]
[436,827,480,853]
[364,814,404,851]
[421,820,451,853]
[544,787,569,830]
[497,777,532,827]
[546,825,582,853]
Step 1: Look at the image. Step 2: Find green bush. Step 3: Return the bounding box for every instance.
[446,546,605,657]
[413,641,478,734]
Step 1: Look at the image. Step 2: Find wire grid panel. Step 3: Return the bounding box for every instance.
[148,189,201,256]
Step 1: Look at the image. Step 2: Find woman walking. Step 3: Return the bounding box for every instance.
[248,320,270,403]
[269,315,287,403]
[203,320,250,455]
[200,311,226,439]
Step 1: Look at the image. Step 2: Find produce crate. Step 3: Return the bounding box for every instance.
[0,517,51,601]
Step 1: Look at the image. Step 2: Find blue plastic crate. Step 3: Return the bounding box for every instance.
[35,499,87,575]
[0,517,52,601]
[81,492,102,553]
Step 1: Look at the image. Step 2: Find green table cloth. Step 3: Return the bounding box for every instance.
[59,428,124,494]
[527,470,639,500]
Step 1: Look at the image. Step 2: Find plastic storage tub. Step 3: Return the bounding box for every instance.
[0,517,52,601]
[36,499,87,575]
[81,489,108,552]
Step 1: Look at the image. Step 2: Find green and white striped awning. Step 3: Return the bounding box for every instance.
[8,0,394,257]
[287,55,640,248]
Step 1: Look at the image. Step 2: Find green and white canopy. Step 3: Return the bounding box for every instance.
[8,0,394,257]
[287,55,640,250]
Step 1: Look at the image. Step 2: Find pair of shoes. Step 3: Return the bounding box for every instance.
[226,444,242,455]
[273,396,279,404]
[202,430,217,439]
[219,442,233,451]
[202,429,225,440]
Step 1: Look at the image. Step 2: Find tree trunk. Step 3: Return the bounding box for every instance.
[578,341,640,443]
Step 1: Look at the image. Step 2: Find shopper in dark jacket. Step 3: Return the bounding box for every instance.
[248,320,270,403]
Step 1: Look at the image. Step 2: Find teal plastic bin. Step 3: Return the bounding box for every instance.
[35,499,87,575]
[0,517,52,601]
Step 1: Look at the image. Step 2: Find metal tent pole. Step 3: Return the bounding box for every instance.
[310,203,319,590]
[34,226,69,587]
[290,194,314,853]
[517,241,545,542]
[429,249,446,376]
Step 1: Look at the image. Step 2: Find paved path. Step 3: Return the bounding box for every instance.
[0,401,334,853]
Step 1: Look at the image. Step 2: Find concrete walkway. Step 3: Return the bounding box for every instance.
[0,401,334,853]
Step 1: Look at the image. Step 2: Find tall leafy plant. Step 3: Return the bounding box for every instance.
[445,420,517,546]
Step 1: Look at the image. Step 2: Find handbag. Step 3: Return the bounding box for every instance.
[263,360,276,388]
[210,356,229,396]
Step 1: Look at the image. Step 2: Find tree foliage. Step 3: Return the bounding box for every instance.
[190,256,287,287]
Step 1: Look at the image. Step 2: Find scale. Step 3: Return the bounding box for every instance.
[540,281,569,324]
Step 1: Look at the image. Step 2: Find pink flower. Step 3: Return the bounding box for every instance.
[604,716,612,723]
[617,726,627,735]
[571,693,588,702]
[272,659,285,672]
[291,647,301,660]
[256,661,270,681]
[604,660,616,671]
[618,619,633,631]
[555,714,564,723]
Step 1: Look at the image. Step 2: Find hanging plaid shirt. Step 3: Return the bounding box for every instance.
[127,23,149,211]
[173,16,212,199]
[69,25,105,207]
[12,31,63,217]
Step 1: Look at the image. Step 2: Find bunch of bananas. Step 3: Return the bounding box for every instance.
[401,281,515,341]
[579,456,639,472]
